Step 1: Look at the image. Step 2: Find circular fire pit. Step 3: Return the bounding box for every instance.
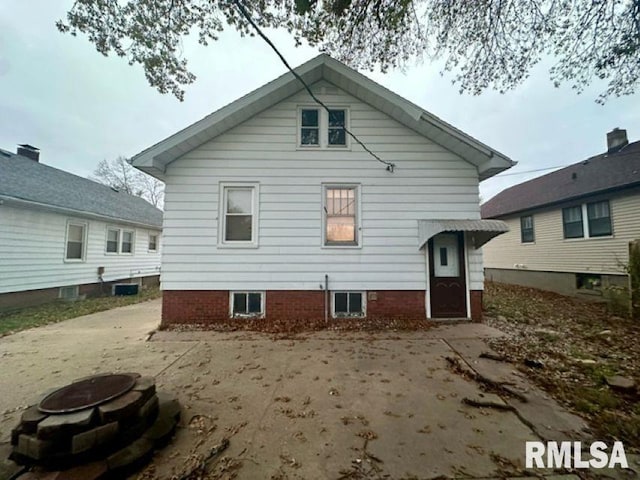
[39,373,138,413]
[9,373,181,479]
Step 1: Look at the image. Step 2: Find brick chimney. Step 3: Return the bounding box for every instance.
[17,144,40,162]
[607,128,628,153]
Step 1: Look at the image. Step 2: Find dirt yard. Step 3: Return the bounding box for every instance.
[485,281,640,452]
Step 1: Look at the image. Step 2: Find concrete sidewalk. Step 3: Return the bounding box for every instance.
[1,302,634,479]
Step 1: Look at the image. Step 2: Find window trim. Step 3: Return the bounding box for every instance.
[586,200,612,238]
[332,291,366,318]
[148,232,159,252]
[321,183,362,249]
[218,182,260,248]
[520,215,535,243]
[64,220,88,263]
[229,291,265,318]
[121,229,135,255]
[297,105,350,150]
[562,201,614,241]
[105,227,120,254]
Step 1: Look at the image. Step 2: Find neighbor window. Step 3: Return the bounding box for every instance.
[121,230,134,253]
[328,109,346,146]
[65,222,86,261]
[300,108,319,146]
[587,201,612,237]
[576,273,602,290]
[220,184,258,246]
[231,292,264,317]
[148,233,158,252]
[333,292,365,317]
[106,228,119,253]
[520,215,534,243]
[325,186,358,245]
[562,206,584,239]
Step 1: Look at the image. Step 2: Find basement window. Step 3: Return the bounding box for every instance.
[576,273,602,290]
[231,292,264,318]
[333,292,365,318]
[59,285,79,300]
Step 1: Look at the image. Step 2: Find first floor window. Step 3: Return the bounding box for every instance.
[587,201,612,237]
[333,292,364,317]
[325,186,358,245]
[520,215,534,243]
[106,228,119,253]
[231,292,264,317]
[66,223,86,261]
[562,206,583,239]
[121,230,134,253]
[148,233,158,251]
[222,185,257,244]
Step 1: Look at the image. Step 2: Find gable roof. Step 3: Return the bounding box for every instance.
[481,140,640,219]
[131,54,514,181]
[0,149,163,228]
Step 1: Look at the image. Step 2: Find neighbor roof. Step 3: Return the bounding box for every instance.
[481,140,640,219]
[0,149,163,228]
[131,54,515,181]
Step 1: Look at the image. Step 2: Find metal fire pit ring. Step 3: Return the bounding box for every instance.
[38,373,138,414]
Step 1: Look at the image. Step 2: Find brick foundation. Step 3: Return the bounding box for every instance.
[470,290,483,322]
[161,290,428,328]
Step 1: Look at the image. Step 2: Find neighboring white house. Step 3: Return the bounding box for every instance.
[482,128,640,298]
[132,54,514,326]
[0,145,163,310]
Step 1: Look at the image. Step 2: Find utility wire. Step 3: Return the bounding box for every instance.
[232,0,396,173]
[492,164,574,177]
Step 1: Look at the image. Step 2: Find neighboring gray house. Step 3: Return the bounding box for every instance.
[482,128,640,298]
[132,54,514,326]
[0,145,163,310]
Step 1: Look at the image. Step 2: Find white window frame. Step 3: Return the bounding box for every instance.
[563,201,613,241]
[64,220,88,263]
[218,182,260,248]
[105,227,136,255]
[321,183,362,249]
[332,291,366,318]
[229,291,265,318]
[121,229,135,255]
[105,227,120,254]
[148,232,159,252]
[297,105,350,149]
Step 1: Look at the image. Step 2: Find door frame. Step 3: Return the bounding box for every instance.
[424,232,471,319]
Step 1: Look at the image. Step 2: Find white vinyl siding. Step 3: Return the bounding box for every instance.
[161,81,483,292]
[483,191,640,275]
[0,205,162,294]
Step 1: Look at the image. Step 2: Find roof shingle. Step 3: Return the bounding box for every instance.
[0,149,162,228]
[481,140,640,219]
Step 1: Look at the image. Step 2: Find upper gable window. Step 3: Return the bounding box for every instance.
[299,107,349,148]
[328,109,346,146]
[300,108,320,146]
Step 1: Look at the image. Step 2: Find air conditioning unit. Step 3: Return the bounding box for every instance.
[112,283,139,296]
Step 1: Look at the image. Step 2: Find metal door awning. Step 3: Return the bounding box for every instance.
[418,219,509,250]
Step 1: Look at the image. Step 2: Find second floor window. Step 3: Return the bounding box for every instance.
[300,108,319,146]
[520,215,534,243]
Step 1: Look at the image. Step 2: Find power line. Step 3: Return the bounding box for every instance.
[231,0,396,173]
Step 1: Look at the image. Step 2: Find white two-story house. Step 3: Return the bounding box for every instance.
[132,54,513,326]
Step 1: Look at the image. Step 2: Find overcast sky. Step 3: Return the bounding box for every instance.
[1,1,639,203]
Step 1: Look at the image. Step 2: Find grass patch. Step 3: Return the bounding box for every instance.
[0,287,161,336]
